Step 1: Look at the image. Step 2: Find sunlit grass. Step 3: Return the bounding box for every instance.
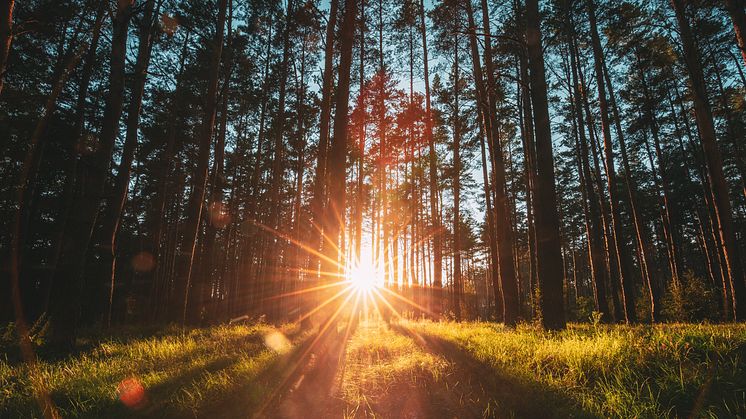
[341,321,450,417]
[405,320,746,418]
[0,323,306,418]
[3,320,745,418]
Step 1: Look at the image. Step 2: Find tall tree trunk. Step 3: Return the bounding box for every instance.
[48,1,134,347]
[671,0,746,320]
[265,0,294,319]
[479,0,520,326]
[725,0,746,66]
[149,31,190,320]
[604,60,660,322]
[587,0,636,323]
[565,7,610,321]
[0,0,13,95]
[172,0,227,323]
[100,0,159,326]
[355,0,366,265]
[514,0,539,315]
[200,0,235,321]
[46,3,107,313]
[451,24,462,321]
[310,0,338,282]
[525,0,566,330]
[290,22,309,314]
[419,0,443,295]
[326,0,356,281]
[378,0,390,289]
[464,0,519,326]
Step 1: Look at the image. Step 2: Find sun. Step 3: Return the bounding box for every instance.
[347,259,380,293]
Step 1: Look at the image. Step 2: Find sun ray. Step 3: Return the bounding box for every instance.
[262,279,350,301]
[295,286,352,324]
[377,285,434,316]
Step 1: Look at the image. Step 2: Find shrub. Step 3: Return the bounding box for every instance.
[662,271,721,322]
[572,295,595,323]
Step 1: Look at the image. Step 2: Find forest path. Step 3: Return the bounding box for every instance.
[257,317,357,418]
[258,318,593,418]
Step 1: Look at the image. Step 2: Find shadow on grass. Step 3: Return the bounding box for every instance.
[1,326,309,419]
[253,319,358,419]
[391,324,599,419]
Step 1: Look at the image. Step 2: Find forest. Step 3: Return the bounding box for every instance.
[2,0,746,417]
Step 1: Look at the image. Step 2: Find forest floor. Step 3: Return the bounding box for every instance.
[2,319,746,418]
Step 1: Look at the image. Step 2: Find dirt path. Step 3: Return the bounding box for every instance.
[256,321,593,418]
[257,319,357,418]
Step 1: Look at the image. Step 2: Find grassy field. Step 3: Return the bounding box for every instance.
[1,323,308,418]
[2,320,746,418]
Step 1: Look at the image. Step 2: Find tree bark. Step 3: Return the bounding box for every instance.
[565,7,610,321]
[451,22,462,321]
[419,0,443,294]
[310,0,338,281]
[100,0,159,326]
[0,0,13,95]
[725,0,746,67]
[325,0,356,280]
[48,0,134,347]
[587,0,636,323]
[604,59,660,322]
[480,0,520,325]
[525,0,566,330]
[172,0,227,323]
[671,0,746,320]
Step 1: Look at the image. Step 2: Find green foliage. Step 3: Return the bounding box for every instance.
[662,271,721,322]
[571,295,596,322]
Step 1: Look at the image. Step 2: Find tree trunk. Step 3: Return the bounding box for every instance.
[565,7,610,321]
[326,0,356,282]
[148,31,190,320]
[310,0,338,282]
[587,0,636,323]
[464,0,519,326]
[452,23,462,321]
[604,59,660,322]
[419,0,443,295]
[172,0,227,323]
[355,0,366,266]
[100,0,159,326]
[0,0,13,95]
[725,0,746,67]
[48,1,134,347]
[514,0,539,316]
[671,0,746,320]
[525,0,566,330]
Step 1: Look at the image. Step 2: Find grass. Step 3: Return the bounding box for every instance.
[402,320,746,418]
[2,320,746,418]
[340,323,450,417]
[1,322,307,418]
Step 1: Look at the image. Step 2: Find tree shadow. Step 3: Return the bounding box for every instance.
[254,318,359,418]
[391,324,599,419]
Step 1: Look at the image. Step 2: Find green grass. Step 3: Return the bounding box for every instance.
[341,323,450,417]
[3,320,746,418]
[1,323,307,418]
[402,320,746,418]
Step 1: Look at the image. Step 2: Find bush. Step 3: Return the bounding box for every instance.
[662,271,721,322]
[572,295,595,322]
